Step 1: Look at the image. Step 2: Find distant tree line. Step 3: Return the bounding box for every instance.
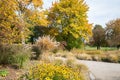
[90,18,120,50]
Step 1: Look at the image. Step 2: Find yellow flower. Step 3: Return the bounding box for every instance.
[26,63,83,80]
[45,77,52,80]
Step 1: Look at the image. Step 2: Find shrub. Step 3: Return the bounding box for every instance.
[86,50,102,55]
[53,59,64,66]
[101,54,119,63]
[118,53,120,63]
[91,55,101,61]
[0,44,31,68]
[54,50,74,58]
[0,70,9,77]
[36,35,59,52]
[76,54,92,60]
[20,63,84,80]
[75,64,89,80]
[65,58,75,68]
[58,41,67,50]
[65,37,84,50]
[75,64,88,72]
[34,36,59,59]
[101,55,111,62]
[40,52,55,63]
[71,48,102,55]
[71,48,85,54]
[32,45,41,59]
[109,54,119,63]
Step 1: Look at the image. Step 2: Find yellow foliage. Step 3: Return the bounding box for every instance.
[0,0,45,44]
[48,0,92,41]
[32,0,43,7]
[26,63,84,80]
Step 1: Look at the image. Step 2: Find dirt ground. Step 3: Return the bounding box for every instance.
[0,65,24,80]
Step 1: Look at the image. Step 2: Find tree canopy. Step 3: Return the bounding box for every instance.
[92,24,105,50]
[0,0,92,50]
[106,18,120,49]
[48,0,92,50]
[0,0,44,44]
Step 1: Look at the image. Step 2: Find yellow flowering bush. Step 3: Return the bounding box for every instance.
[23,63,84,80]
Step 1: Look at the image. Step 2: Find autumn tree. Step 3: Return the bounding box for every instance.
[15,0,43,44]
[48,0,92,50]
[28,10,49,44]
[29,25,50,44]
[0,0,45,44]
[92,25,105,50]
[0,0,20,44]
[106,18,120,49]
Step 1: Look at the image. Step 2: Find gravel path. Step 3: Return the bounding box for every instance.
[78,60,120,80]
[55,57,120,80]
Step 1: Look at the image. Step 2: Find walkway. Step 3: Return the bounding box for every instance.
[78,60,120,80]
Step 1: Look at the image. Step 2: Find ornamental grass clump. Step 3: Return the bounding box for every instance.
[33,35,59,59]
[36,35,59,52]
[21,63,84,80]
[0,44,31,68]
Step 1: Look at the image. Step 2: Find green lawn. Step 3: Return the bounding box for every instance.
[84,46,117,51]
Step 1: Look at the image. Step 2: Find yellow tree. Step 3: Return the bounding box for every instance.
[0,0,20,44]
[28,10,49,43]
[0,0,43,44]
[48,0,92,50]
[15,0,43,44]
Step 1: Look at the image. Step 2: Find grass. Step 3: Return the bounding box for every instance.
[1,44,119,79]
[84,46,117,51]
[71,48,120,63]
[52,46,120,63]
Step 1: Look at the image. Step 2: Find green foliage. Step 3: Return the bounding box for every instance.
[48,0,92,50]
[65,36,84,50]
[0,44,31,68]
[28,26,49,44]
[20,63,84,80]
[0,70,9,77]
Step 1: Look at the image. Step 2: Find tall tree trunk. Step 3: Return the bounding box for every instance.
[97,43,100,50]
[19,13,25,44]
[97,46,100,50]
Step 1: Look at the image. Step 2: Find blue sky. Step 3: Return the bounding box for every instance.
[43,0,120,27]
